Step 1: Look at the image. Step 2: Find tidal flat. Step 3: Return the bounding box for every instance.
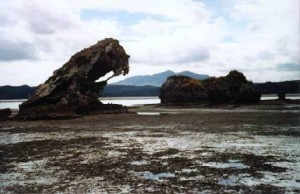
[0,105,299,193]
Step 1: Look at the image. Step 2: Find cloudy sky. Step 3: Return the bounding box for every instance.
[0,0,299,86]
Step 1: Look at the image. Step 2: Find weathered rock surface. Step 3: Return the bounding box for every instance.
[0,108,11,120]
[160,70,261,104]
[17,38,130,120]
[160,75,207,104]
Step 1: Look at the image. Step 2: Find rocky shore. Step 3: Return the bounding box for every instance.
[0,104,299,193]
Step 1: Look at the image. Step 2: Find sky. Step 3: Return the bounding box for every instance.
[0,0,299,86]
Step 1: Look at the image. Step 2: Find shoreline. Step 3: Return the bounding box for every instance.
[0,98,299,121]
[0,102,299,193]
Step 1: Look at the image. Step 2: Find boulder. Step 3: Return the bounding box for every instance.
[0,108,11,120]
[277,92,286,101]
[160,70,261,104]
[17,38,130,120]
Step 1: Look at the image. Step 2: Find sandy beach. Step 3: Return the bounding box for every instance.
[0,104,299,193]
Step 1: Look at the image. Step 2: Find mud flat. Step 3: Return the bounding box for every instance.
[0,105,299,193]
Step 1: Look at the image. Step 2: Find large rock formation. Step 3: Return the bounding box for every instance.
[160,70,261,104]
[17,38,130,120]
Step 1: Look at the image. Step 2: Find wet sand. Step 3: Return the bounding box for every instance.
[0,105,300,193]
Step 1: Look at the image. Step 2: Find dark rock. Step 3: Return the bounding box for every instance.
[17,38,130,120]
[235,83,261,103]
[160,70,261,104]
[278,92,286,101]
[160,75,207,104]
[0,108,11,120]
[202,77,231,103]
[225,70,247,94]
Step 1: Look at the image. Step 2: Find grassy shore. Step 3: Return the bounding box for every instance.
[0,104,299,193]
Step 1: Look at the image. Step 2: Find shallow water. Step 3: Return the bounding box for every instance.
[201,161,249,169]
[101,129,300,191]
[0,100,26,110]
[137,112,161,115]
[132,171,176,181]
[1,94,300,109]
[0,97,160,110]
[130,160,149,165]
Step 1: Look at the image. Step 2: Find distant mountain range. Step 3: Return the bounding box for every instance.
[0,85,160,99]
[113,70,210,86]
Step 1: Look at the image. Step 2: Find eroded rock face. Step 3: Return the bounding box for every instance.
[160,70,261,104]
[18,38,130,120]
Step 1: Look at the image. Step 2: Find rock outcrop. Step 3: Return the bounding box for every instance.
[17,38,130,120]
[160,75,207,104]
[160,70,261,104]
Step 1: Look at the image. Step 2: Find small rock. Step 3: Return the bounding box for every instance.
[0,108,11,120]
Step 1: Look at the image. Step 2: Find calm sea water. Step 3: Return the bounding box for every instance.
[0,97,160,110]
[0,94,299,110]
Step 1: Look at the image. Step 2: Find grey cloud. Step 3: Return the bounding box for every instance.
[176,47,210,64]
[0,3,74,35]
[131,46,210,65]
[19,5,75,35]
[29,21,56,35]
[0,8,18,27]
[277,63,300,72]
[0,39,37,61]
[257,51,274,60]
[276,37,290,55]
[0,14,14,26]
[247,23,262,32]
[0,4,76,62]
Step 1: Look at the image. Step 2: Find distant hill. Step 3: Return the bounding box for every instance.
[114,70,210,86]
[0,80,299,100]
[0,85,160,99]
[0,85,37,99]
[254,80,300,94]
[102,85,160,97]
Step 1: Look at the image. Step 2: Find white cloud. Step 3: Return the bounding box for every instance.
[205,0,300,81]
[0,0,299,86]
